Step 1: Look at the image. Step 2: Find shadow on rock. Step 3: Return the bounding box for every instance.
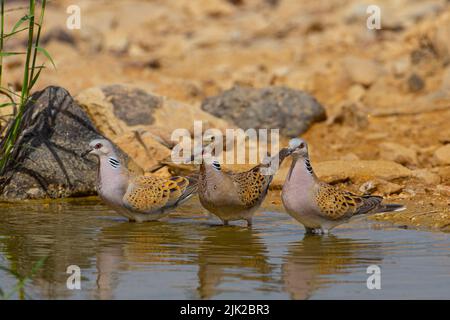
[0,86,126,200]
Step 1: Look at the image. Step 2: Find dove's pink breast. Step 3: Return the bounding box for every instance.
[281,158,323,229]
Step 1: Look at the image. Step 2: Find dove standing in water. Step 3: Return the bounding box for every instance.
[82,138,197,222]
[281,138,405,234]
[197,137,291,227]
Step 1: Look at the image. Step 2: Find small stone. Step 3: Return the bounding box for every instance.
[359,181,376,194]
[146,58,162,69]
[104,32,129,54]
[412,169,441,185]
[346,84,366,102]
[360,179,403,195]
[434,145,450,165]
[26,187,43,197]
[366,132,389,140]
[327,102,368,128]
[376,180,404,195]
[379,142,418,166]
[441,66,450,92]
[273,66,290,78]
[436,185,450,197]
[343,56,382,87]
[340,153,360,161]
[410,49,430,65]
[402,188,417,197]
[408,73,425,92]
[392,57,410,76]
[431,15,450,61]
[435,166,450,182]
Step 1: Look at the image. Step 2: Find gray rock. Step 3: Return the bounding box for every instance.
[201,86,326,137]
[40,27,76,46]
[102,84,161,126]
[0,86,124,200]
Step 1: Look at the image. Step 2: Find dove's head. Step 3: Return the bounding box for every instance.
[201,132,223,157]
[288,138,309,159]
[82,138,115,158]
[202,133,216,145]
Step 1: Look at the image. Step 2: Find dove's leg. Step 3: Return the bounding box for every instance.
[246,218,253,227]
[304,227,316,234]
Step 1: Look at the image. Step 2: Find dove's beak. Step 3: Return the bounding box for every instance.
[279,147,294,161]
[81,147,93,158]
[285,146,296,155]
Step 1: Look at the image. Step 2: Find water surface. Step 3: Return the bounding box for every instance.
[0,195,449,299]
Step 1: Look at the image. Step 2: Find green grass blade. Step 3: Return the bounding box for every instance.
[11,14,33,34]
[0,88,17,106]
[28,256,46,278]
[0,257,46,300]
[36,46,55,69]
[0,86,21,98]
[29,0,46,89]
[20,1,35,103]
[29,65,46,70]
[0,52,25,57]
[0,0,4,87]
[2,27,28,39]
[0,102,14,108]
[29,65,42,89]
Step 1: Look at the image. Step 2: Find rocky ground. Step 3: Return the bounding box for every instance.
[0,0,449,231]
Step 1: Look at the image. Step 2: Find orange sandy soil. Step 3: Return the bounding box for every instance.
[0,0,449,231]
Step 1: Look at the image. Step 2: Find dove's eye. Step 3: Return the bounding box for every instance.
[299,143,305,149]
[95,143,103,149]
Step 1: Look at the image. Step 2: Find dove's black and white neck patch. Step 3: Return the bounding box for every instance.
[108,157,121,169]
[212,160,221,171]
[305,158,313,174]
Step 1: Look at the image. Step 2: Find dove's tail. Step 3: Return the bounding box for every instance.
[173,174,198,206]
[376,203,406,213]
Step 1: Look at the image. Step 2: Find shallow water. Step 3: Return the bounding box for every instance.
[0,195,449,300]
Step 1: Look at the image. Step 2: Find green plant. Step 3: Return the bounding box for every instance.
[0,0,54,175]
[0,1,4,87]
[0,256,47,300]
